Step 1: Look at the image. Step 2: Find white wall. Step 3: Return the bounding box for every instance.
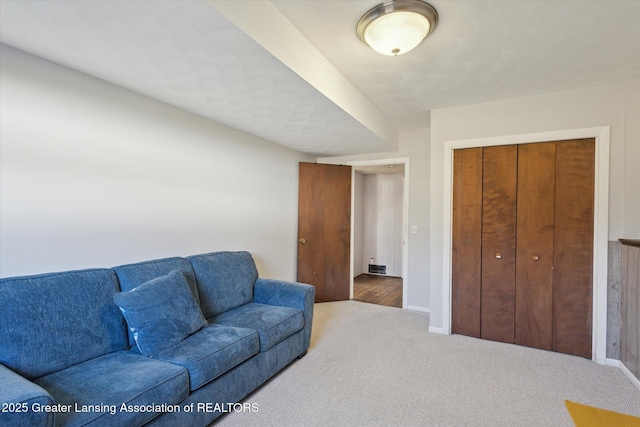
[362,173,403,276]
[624,79,640,238]
[353,172,365,277]
[429,80,640,330]
[0,45,313,279]
[319,127,431,311]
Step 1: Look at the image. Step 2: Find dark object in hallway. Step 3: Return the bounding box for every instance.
[368,264,387,274]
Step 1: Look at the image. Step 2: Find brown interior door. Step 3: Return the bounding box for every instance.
[297,162,351,302]
[553,139,595,358]
[451,148,483,338]
[515,142,556,351]
[481,145,517,343]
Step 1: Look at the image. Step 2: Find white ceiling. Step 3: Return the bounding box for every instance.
[274,0,640,130]
[1,0,639,157]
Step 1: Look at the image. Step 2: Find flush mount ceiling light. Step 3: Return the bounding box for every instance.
[357,0,438,56]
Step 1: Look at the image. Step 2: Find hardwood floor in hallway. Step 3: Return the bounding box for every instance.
[353,274,402,308]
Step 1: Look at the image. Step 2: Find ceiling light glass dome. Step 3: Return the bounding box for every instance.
[357,0,438,56]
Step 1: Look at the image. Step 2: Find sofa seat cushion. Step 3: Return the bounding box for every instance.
[211,303,304,352]
[33,351,188,427]
[154,323,259,391]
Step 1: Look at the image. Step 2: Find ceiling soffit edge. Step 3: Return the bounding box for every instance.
[209,0,398,151]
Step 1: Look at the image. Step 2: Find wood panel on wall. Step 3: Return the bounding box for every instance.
[621,240,640,380]
[607,241,623,360]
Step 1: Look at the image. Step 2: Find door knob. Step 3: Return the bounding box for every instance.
[495,252,502,259]
[532,255,539,261]
[298,238,306,244]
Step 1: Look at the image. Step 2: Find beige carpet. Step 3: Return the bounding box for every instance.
[215,301,640,426]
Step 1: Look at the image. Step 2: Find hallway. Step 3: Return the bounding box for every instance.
[353,274,402,308]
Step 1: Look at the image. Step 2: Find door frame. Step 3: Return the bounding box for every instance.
[441,127,610,364]
[347,158,410,308]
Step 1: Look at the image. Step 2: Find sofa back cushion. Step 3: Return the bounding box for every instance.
[0,269,127,379]
[113,257,199,347]
[187,251,258,318]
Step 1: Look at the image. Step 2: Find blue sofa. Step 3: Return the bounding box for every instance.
[0,251,314,427]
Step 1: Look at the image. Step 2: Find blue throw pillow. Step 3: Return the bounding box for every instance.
[114,269,207,357]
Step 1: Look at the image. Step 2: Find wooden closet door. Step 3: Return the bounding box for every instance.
[481,145,517,343]
[515,142,556,351]
[553,139,595,358]
[452,148,483,338]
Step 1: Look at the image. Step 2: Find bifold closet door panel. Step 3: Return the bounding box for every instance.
[515,142,556,351]
[481,145,517,343]
[553,139,595,358]
[452,148,482,338]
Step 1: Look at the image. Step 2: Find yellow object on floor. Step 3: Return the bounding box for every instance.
[565,400,640,427]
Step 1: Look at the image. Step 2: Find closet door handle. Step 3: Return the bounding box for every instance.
[495,252,502,259]
[532,255,539,261]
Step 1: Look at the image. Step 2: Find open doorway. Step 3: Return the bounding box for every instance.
[350,159,409,308]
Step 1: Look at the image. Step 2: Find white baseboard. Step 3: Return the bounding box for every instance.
[428,326,444,334]
[407,305,430,313]
[606,358,640,392]
[605,358,620,367]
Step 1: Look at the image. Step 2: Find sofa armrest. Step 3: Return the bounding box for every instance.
[254,278,315,350]
[0,364,54,427]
